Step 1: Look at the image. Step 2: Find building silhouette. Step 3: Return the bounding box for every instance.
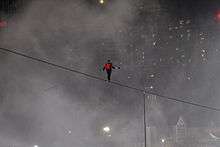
[174,116,187,145]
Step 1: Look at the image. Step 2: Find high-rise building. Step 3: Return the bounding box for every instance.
[145,94,163,147]
[146,126,151,147]
[174,116,187,144]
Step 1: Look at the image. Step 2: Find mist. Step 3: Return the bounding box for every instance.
[1,0,220,146]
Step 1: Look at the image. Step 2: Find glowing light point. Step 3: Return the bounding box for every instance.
[34,145,39,147]
[99,0,105,4]
[68,130,72,134]
[103,126,110,133]
[161,139,165,143]
[150,74,155,78]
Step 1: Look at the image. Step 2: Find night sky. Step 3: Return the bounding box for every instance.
[0,0,220,146]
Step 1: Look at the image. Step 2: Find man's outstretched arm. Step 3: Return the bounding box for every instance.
[112,65,120,69]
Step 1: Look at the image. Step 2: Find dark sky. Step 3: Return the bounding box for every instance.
[0,0,220,146]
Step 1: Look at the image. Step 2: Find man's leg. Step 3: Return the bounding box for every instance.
[107,70,111,82]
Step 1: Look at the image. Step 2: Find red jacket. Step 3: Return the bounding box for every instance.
[103,63,115,71]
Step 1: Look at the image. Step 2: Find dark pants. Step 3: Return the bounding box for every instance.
[106,70,112,81]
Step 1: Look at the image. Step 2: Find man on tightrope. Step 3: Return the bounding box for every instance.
[103,60,120,82]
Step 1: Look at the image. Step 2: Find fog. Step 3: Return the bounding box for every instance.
[0,0,220,146]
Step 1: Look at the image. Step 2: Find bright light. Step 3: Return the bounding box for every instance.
[34,145,39,147]
[161,139,165,143]
[99,0,105,4]
[68,130,72,134]
[103,126,110,133]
